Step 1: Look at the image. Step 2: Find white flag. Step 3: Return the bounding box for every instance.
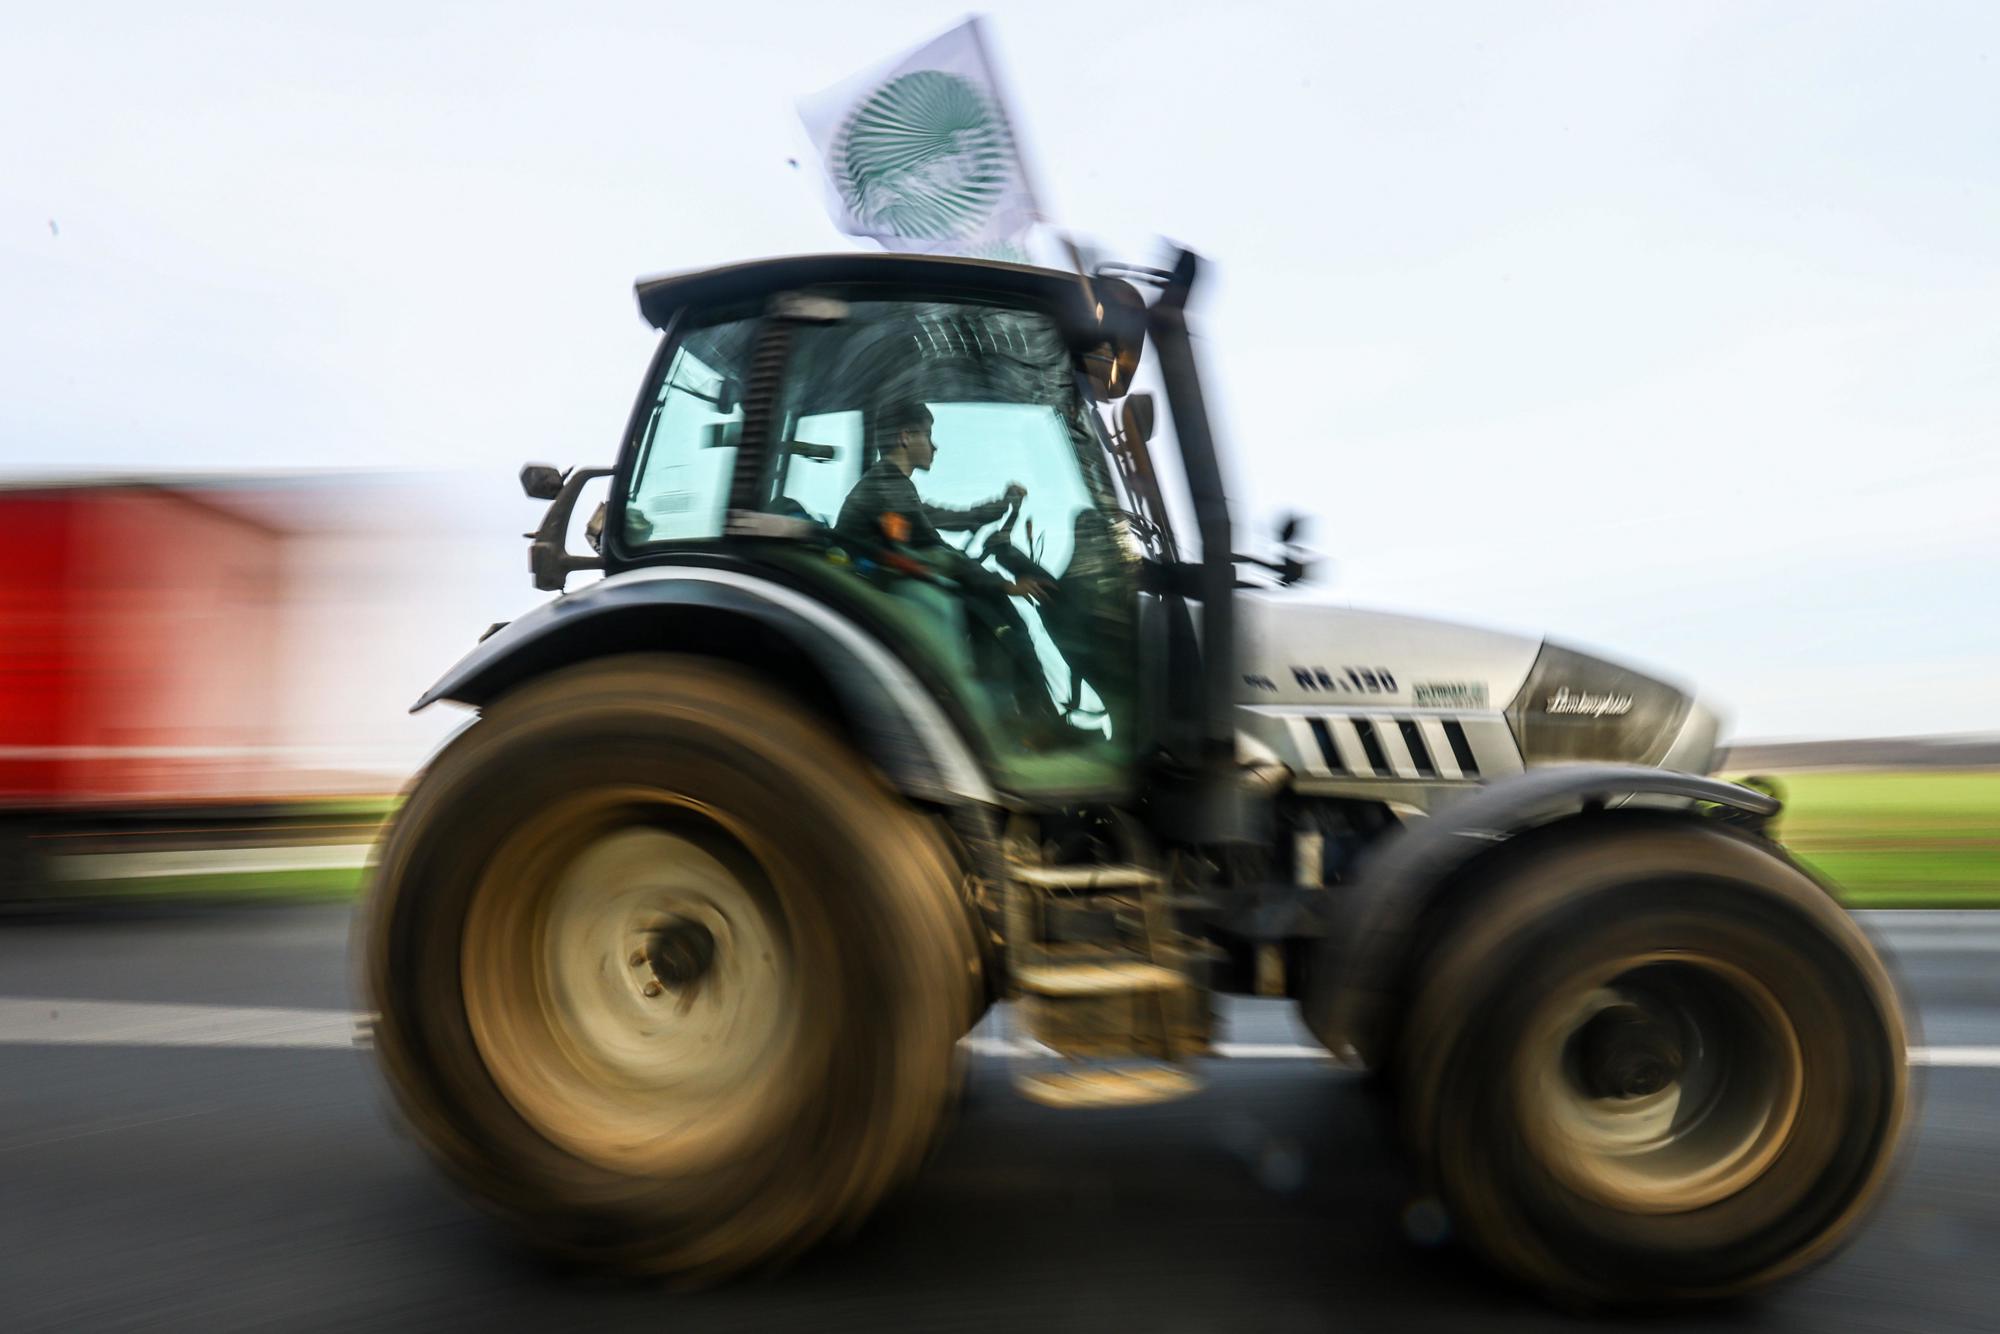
[797,18,1042,260]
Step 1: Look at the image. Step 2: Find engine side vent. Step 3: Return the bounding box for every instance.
[1306,718,1346,774]
[1263,709,1516,783]
[1441,719,1480,777]
[1396,719,1437,777]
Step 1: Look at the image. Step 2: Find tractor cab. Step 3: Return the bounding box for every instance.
[525,252,1231,810]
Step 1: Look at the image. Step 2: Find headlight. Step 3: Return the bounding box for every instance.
[1506,643,1692,767]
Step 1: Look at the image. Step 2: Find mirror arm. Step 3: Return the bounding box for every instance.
[528,466,615,592]
[1232,551,1311,587]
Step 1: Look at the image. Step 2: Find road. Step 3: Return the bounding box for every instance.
[2,906,1996,1333]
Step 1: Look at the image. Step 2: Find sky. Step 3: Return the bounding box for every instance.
[4,1,1997,743]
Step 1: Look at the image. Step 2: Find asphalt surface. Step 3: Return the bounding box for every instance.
[2,905,1997,1333]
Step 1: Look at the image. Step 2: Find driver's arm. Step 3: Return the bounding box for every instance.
[918,494,1010,534]
[919,542,1049,603]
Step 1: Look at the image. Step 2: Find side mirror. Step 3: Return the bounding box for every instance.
[714,377,741,415]
[526,466,615,592]
[520,463,564,501]
[1120,393,1156,446]
[1082,338,1139,401]
[1234,512,1317,587]
[1275,513,1312,585]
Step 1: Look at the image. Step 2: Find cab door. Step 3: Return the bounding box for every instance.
[751,295,1146,801]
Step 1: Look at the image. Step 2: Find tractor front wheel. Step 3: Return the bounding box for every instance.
[364,655,979,1279]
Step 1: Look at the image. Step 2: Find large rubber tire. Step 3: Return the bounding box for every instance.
[363,655,980,1280]
[1398,819,1908,1304]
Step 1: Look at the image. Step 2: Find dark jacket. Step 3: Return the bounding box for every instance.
[834,460,1009,550]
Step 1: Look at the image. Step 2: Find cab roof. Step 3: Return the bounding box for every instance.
[632,253,1147,365]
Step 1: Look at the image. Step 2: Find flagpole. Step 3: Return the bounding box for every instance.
[966,14,1098,314]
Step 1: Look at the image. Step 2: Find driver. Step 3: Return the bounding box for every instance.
[834,400,1050,602]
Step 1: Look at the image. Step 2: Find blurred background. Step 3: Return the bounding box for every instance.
[2,3,1997,1331]
[6,0,1997,902]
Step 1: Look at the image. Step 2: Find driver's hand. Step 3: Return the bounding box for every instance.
[1006,577,1055,604]
[1002,482,1027,505]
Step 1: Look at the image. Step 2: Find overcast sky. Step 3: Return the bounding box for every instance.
[4,2,1997,742]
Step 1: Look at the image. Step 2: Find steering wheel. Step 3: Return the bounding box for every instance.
[971,495,1020,562]
[940,494,1017,564]
[976,502,1063,596]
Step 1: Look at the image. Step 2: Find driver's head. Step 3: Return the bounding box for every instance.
[878,400,936,472]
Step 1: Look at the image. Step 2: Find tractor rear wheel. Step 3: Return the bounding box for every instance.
[1398,820,1908,1303]
[364,654,979,1279]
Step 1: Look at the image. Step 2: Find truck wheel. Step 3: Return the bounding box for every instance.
[1398,820,1907,1303]
[364,654,978,1280]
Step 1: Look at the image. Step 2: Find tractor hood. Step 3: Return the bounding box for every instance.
[1234,596,1543,714]
[1232,595,1718,777]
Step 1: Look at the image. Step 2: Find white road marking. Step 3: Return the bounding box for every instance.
[4,1000,1999,1069]
[1210,1042,1336,1060]
[0,1000,360,1049]
[1908,1046,2000,1067]
[973,1035,1998,1066]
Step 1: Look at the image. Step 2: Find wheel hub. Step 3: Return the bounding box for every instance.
[1518,953,1804,1214]
[459,794,797,1172]
[643,916,719,992]
[1573,1001,1684,1100]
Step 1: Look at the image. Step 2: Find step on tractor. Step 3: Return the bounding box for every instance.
[365,250,1908,1303]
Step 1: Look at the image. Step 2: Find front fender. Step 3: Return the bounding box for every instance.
[1303,764,1780,1063]
[414,566,995,806]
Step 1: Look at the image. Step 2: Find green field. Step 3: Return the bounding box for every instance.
[24,797,391,906]
[47,865,370,904]
[28,773,2000,909]
[1734,770,2000,908]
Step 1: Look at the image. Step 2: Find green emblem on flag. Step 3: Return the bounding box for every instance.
[833,70,1012,241]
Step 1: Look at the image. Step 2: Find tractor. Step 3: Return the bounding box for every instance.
[364,250,1907,1302]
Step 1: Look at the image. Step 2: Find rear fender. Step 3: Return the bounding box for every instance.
[413,567,995,806]
[1302,764,1781,1063]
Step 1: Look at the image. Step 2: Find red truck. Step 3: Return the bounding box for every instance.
[0,477,390,898]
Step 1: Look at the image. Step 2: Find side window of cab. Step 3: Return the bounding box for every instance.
[622,316,760,546]
[771,410,864,526]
